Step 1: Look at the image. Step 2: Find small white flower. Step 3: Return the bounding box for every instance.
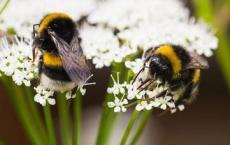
[34,85,55,106]
[107,73,127,95]
[127,88,139,100]
[135,101,152,111]
[80,87,87,96]
[152,96,175,110]
[125,58,144,74]
[108,96,128,112]
[170,104,185,113]
[178,104,185,111]
[65,91,77,100]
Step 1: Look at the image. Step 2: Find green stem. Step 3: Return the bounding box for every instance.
[57,93,72,145]
[73,93,82,145]
[128,110,152,145]
[95,63,125,145]
[0,77,44,145]
[0,0,10,15]
[95,51,141,145]
[0,141,5,145]
[119,110,140,145]
[22,86,47,144]
[43,104,56,145]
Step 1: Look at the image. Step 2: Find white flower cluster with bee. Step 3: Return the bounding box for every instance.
[0,0,97,38]
[81,0,218,69]
[107,73,183,113]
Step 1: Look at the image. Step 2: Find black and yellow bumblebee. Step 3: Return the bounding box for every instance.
[133,44,209,106]
[32,13,90,92]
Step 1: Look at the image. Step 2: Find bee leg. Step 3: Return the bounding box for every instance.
[138,79,155,93]
[71,87,78,98]
[132,67,145,85]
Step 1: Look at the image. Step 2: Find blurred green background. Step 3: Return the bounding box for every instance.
[0,0,230,145]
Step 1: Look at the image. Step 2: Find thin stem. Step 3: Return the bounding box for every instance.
[43,104,56,145]
[95,63,125,145]
[0,77,44,145]
[0,0,10,15]
[95,50,142,145]
[128,110,152,145]
[73,92,82,145]
[119,110,140,145]
[0,141,5,145]
[22,86,47,144]
[57,93,72,145]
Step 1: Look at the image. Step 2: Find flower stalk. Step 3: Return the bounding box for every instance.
[96,63,127,145]
[0,77,44,145]
[73,92,82,145]
[43,104,56,145]
[57,93,72,145]
[22,86,47,143]
[128,110,152,145]
[119,110,140,145]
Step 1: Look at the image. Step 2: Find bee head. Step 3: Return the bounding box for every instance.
[149,55,172,80]
[48,18,76,43]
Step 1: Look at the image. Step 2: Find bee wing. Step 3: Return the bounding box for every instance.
[48,29,90,85]
[70,30,83,56]
[186,52,209,69]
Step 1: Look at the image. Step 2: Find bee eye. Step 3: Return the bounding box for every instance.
[149,56,172,78]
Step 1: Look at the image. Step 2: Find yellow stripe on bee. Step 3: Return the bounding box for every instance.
[155,45,182,77]
[38,13,72,33]
[43,52,63,67]
[192,69,200,83]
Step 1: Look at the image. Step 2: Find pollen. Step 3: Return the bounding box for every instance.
[192,69,200,83]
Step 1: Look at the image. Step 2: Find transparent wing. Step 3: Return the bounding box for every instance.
[48,29,90,85]
[186,52,209,69]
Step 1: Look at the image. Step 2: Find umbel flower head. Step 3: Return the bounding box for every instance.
[0,37,91,106]
[0,37,37,86]
[78,0,218,69]
[0,0,97,38]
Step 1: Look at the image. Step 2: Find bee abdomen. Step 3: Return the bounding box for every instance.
[42,65,71,81]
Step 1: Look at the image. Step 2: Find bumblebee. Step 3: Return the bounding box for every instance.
[32,13,90,92]
[133,44,209,106]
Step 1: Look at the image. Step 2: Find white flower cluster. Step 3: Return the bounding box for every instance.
[82,0,218,68]
[118,20,218,57]
[88,0,189,30]
[34,85,55,106]
[35,85,88,106]
[80,25,136,68]
[0,0,97,38]
[0,37,37,86]
[107,73,183,113]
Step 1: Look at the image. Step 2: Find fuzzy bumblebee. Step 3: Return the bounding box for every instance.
[133,44,209,106]
[32,13,90,92]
